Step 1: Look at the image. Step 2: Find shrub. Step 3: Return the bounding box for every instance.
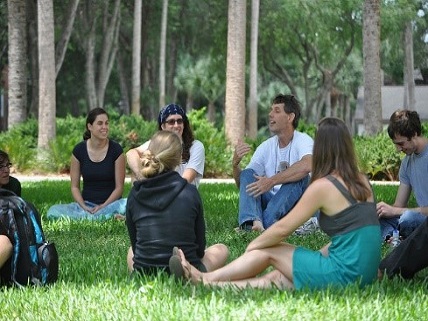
[0,113,425,180]
[188,108,232,177]
[354,132,403,181]
[0,119,37,172]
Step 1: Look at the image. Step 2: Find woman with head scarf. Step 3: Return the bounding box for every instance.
[126,104,205,188]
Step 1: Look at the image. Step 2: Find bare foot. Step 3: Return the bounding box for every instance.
[252,220,265,232]
[114,214,126,221]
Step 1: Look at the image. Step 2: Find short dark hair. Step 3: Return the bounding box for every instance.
[272,94,301,128]
[387,110,421,140]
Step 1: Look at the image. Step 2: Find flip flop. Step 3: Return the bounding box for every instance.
[172,246,179,256]
[169,255,185,279]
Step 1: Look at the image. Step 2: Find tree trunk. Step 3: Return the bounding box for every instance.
[363,0,382,135]
[27,0,38,117]
[84,6,97,111]
[225,0,247,146]
[55,0,80,78]
[96,0,121,108]
[159,0,168,108]
[207,101,216,123]
[404,21,415,110]
[117,49,130,115]
[7,0,27,128]
[131,0,142,115]
[37,0,56,149]
[247,0,259,139]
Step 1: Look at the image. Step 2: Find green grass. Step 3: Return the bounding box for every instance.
[0,181,426,321]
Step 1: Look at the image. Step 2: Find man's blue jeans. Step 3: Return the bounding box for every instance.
[238,168,310,229]
[379,210,426,240]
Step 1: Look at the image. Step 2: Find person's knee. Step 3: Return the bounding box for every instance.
[212,243,229,260]
[0,235,12,266]
[240,168,256,184]
[399,210,416,222]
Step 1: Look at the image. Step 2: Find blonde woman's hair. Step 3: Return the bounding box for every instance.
[139,131,182,179]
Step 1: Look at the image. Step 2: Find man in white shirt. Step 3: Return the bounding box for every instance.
[233,94,313,232]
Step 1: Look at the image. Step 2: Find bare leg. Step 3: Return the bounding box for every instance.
[127,247,134,273]
[210,270,293,290]
[173,243,296,289]
[0,235,12,268]
[201,243,229,272]
[128,244,228,274]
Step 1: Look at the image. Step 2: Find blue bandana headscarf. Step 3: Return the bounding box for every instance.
[158,104,187,127]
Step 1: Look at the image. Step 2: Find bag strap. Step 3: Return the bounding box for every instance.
[0,188,17,197]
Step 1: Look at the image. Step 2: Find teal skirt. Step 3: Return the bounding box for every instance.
[292,225,381,290]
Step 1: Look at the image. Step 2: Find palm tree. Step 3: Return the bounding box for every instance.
[363,0,382,135]
[159,0,168,108]
[247,0,259,139]
[131,0,142,115]
[7,0,27,128]
[37,0,56,150]
[225,0,247,145]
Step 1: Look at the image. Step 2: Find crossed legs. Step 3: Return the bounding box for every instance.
[127,243,229,273]
[170,243,296,290]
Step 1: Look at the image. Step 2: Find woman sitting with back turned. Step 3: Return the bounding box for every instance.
[126,131,228,275]
[169,117,381,290]
[47,108,126,220]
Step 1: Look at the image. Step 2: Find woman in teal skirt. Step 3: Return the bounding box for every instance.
[169,117,381,290]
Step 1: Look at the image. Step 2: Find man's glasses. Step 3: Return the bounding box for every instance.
[0,163,12,171]
[164,118,183,125]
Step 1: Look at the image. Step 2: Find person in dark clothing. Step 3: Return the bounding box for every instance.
[46,108,126,220]
[0,151,17,271]
[0,150,21,196]
[379,217,428,279]
[126,131,228,275]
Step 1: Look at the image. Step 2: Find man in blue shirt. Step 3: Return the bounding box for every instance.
[377,110,428,240]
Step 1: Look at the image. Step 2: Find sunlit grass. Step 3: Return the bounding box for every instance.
[0,181,424,320]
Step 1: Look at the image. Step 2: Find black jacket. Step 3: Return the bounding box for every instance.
[126,171,206,273]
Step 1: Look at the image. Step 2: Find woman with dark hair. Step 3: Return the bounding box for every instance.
[169,117,381,290]
[126,104,205,187]
[47,108,126,220]
[126,131,228,275]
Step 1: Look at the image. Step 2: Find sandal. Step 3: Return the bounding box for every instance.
[169,255,186,279]
[172,246,179,256]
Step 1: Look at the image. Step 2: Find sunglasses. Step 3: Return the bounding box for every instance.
[164,118,184,125]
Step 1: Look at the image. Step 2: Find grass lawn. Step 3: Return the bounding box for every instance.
[0,181,426,321]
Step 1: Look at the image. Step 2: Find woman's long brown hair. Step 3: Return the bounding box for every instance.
[311,117,371,202]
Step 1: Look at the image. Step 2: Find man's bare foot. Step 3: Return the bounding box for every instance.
[252,220,265,232]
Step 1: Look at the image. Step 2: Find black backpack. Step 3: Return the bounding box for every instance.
[0,189,59,286]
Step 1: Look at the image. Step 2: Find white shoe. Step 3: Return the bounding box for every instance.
[294,217,319,235]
